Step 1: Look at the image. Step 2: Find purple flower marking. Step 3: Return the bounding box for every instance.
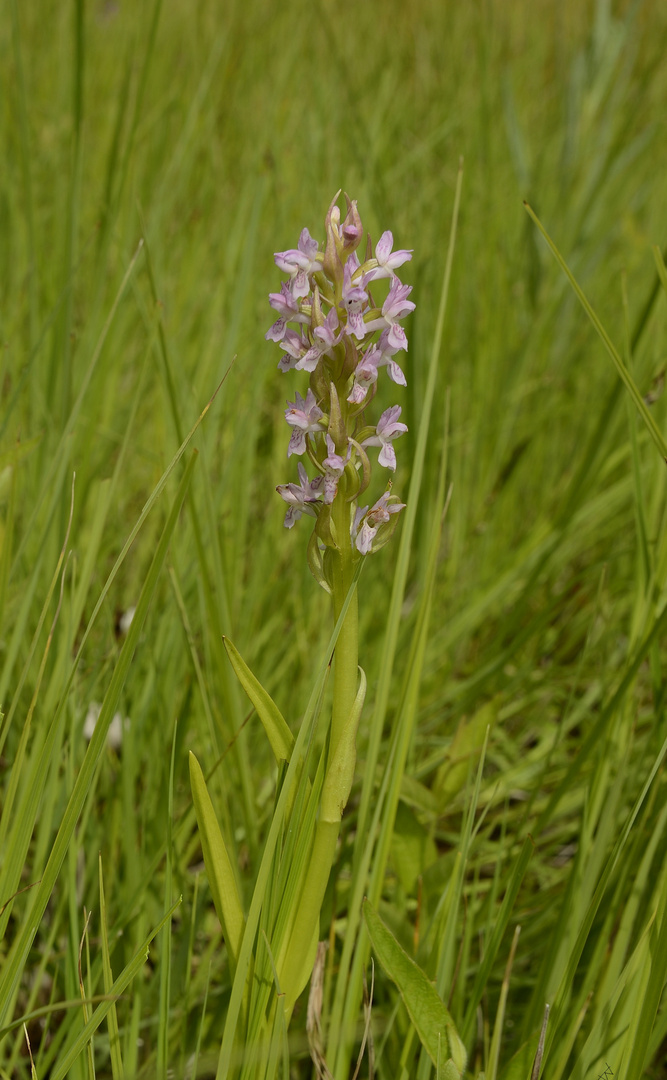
[285,388,324,456]
[322,435,351,503]
[351,492,406,554]
[274,228,321,299]
[361,405,408,471]
[363,231,413,283]
[341,254,369,340]
[297,307,342,372]
[276,463,324,528]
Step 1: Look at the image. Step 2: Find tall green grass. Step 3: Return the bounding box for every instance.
[2,0,667,1076]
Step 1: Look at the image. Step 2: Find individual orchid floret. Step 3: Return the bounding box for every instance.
[347,346,382,404]
[380,278,416,350]
[347,332,408,404]
[285,389,325,456]
[351,492,407,554]
[266,282,310,342]
[363,231,413,283]
[375,329,408,386]
[297,307,342,372]
[364,277,416,351]
[277,328,310,372]
[341,255,369,340]
[274,228,321,299]
[277,463,324,528]
[322,434,351,504]
[361,405,408,471]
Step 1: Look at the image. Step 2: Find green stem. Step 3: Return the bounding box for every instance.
[278,819,339,1014]
[330,472,359,761]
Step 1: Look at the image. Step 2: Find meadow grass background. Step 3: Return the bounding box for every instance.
[3,0,667,1076]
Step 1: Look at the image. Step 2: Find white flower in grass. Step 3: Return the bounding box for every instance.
[83,701,129,750]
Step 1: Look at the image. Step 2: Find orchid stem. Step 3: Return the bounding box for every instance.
[330,460,359,762]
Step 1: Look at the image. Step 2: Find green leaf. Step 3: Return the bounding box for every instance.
[434,699,498,807]
[99,857,124,1080]
[363,898,467,1075]
[189,752,245,972]
[223,637,294,763]
[391,801,437,893]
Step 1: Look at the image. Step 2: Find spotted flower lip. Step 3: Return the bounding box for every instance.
[285,389,325,456]
[277,462,324,528]
[360,405,408,471]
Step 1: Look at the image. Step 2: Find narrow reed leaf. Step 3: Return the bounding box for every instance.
[189,752,245,972]
[487,927,521,1080]
[363,899,467,1076]
[98,858,124,1080]
[653,245,667,297]
[49,900,181,1080]
[524,203,667,460]
[619,865,667,1080]
[0,451,197,1026]
[461,835,534,1043]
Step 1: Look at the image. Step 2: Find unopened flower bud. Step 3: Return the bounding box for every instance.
[341,194,363,253]
[327,382,347,454]
[323,190,344,286]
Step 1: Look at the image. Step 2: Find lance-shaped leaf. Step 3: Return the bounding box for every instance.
[363,899,467,1075]
[189,753,245,972]
[223,637,294,763]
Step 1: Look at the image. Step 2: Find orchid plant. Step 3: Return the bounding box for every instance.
[189,193,416,1073]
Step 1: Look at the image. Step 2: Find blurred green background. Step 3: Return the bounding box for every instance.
[3,0,667,1076]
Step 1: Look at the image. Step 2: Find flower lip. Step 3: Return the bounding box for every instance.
[360,405,408,471]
